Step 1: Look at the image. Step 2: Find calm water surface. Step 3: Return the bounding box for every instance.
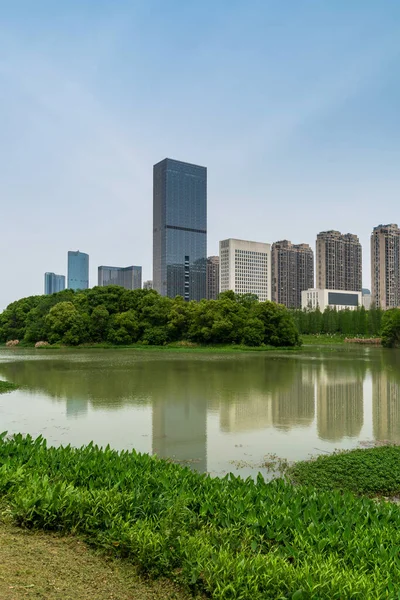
[0,346,399,477]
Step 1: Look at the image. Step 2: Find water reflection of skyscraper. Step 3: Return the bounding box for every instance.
[372,371,400,443]
[272,368,315,430]
[66,396,88,418]
[316,365,363,442]
[150,359,208,474]
[218,367,315,433]
[152,395,207,473]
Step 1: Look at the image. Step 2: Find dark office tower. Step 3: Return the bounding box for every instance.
[206,256,219,300]
[272,240,314,308]
[153,158,207,301]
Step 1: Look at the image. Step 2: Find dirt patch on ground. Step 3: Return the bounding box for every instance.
[0,524,196,600]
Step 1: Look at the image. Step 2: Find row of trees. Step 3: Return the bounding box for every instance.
[290,306,384,337]
[0,287,300,347]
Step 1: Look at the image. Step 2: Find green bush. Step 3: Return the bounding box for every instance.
[290,446,400,496]
[1,434,400,598]
[381,309,400,348]
[0,287,301,348]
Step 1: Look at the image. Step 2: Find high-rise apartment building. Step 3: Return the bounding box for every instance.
[143,280,153,290]
[153,158,207,301]
[44,272,65,295]
[271,240,313,308]
[67,250,89,291]
[98,266,142,290]
[316,230,362,291]
[371,224,400,309]
[206,256,219,300]
[219,239,271,302]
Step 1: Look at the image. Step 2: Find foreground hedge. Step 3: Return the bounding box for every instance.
[1,434,400,599]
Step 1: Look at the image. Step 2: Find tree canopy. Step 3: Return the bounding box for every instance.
[381,308,400,348]
[0,287,301,347]
[290,305,384,337]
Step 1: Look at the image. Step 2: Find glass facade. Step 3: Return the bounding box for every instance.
[328,292,359,306]
[153,158,207,301]
[98,265,142,290]
[44,272,65,295]
[67,251,89,291]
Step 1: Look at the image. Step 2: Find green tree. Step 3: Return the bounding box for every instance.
[241,317,264,346]
[89,306,110,342]
[85,285,125,314]
[381,309,400,348]
[139,294,172,344]
[0,296,41,341]
[24,290,76,343]
[108,310,140,345]
[254,301,300,347]
[167,296,193,341]
[368,305,383,336]
[358,306,368,335]
[45,302,89,345]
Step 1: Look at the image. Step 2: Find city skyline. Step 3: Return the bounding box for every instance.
[1,2,400,309]
[22,221,400,307]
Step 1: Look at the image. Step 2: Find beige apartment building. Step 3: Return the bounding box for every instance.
[206,256,219,300]
[271,240,314,308]
[371,223,400,309]
[316,230,362,291]
[219,238,271,302]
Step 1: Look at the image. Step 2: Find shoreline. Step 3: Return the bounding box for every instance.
[2,333,383,353]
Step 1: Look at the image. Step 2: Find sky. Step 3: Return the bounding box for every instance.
[1,0,400,309]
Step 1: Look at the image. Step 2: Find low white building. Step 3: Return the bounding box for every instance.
[301,288,362,311]
[219,238,271,302]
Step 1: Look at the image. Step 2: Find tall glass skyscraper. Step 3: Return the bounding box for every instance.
[44,272,65,295]
[153,158,207,301]
[67,250,89,290]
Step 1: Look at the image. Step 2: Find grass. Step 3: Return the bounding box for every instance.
[301,333,381,345]
[35,341,300,353]
[0,522,197,600]
[301,334,348,345]
[2,434,400,598]
[289,445,400,497]
[0,381,19,394]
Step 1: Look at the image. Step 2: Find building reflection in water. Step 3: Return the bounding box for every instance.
[316,364,364,442]
[152,395,207,473]
[216,360,315,433]
[2,348,400,456]
[66,397,88,418]
[272,367,315,430]
[150,358,209,474]
[372,370,400,443]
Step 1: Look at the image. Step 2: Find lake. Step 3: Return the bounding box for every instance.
[0,346,399,477]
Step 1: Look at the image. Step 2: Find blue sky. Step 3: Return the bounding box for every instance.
[1,0,400,308]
